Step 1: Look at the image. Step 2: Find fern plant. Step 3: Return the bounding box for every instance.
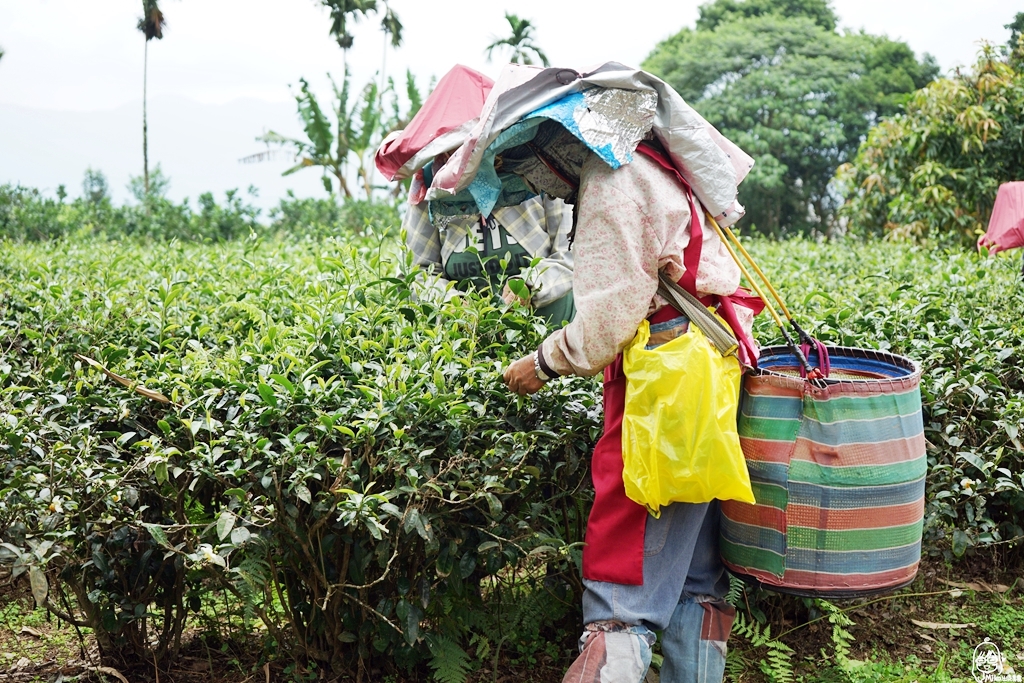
[730,610,795,683]
[228,538,274,628]
[425,634,472,683]
[723,579,861,683]
[485,579,553,677]
[818,599,856,671]
[725,647,751,682]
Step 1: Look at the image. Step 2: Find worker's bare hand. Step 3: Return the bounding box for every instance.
[501,282,531,307]
[502,354,545,395]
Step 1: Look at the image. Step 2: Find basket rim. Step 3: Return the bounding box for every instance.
[753,344,922,386]
[726,567,918,600]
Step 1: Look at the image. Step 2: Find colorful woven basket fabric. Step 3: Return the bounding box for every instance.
[720,346,926,597]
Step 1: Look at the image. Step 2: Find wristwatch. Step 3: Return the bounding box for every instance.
[533,352,551,382]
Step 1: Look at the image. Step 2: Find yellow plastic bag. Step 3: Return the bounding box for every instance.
[621,318,755,516]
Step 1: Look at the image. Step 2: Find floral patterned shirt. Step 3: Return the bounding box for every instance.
[539,153,748,377]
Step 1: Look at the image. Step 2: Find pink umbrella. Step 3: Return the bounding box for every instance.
[978,182,1024,253]
[374,65,493,181]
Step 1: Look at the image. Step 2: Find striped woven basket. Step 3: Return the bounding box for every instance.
[720,346,926,598]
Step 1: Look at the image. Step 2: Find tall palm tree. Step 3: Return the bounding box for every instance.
[320,0,402,75]
[322,0,374,49]
[321,0,374,74]
[378,2,402,48]
[378,1,403,90]
[485,13,550,67]
[138,0,165,198]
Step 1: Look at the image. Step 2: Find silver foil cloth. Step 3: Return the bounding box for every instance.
[577,88,658,166]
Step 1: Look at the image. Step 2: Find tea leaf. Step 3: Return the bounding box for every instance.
[230,527,251,545]
[144,524,171,549]
[216,510,235,541]
[29,567,48,609]
[257,383,278,408]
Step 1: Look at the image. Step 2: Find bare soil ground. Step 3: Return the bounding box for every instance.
[3,554,1023,682]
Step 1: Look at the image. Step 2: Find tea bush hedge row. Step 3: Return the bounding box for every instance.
[0,184,400,242]
[0,234,596,677]
[1,232,1023,678]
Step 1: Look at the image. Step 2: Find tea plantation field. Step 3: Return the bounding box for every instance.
[1,234,1022,681]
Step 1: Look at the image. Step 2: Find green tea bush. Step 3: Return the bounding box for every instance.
[2,230,1023,678]
[0,183,400,244]
[0,183,262,242]
[269,192,401,238]
[0,234,594,677]
[0,185,83,241]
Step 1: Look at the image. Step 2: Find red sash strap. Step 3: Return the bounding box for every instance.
[636,144,702,296]
[635,143,762,367]
[582,355,647,584]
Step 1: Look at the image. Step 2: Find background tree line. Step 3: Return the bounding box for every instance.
[837,20,1024,245]
[644,0,939,237]
[644,1,1024,244]
[4,1,1023,244]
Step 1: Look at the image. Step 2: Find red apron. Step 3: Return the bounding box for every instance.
[581,145,762,585]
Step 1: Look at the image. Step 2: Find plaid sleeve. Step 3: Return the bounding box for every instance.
[496,197,575,308]
[530,196,575,307]
[404,200,445,276]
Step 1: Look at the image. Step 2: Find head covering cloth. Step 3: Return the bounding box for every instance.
[374,64,494,182]
[426,62,754,227]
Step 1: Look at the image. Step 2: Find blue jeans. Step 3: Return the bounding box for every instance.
[568,502,734,683]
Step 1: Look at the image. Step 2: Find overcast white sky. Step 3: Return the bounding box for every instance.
[2,0,1020,111]
[0,0,1020,206]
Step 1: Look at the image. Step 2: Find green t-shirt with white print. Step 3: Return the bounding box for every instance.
[442,215,575,327]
